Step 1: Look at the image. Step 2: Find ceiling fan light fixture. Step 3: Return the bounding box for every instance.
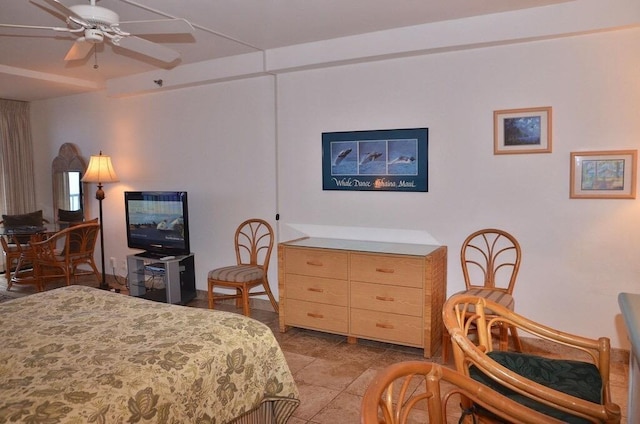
[84,28,103,43]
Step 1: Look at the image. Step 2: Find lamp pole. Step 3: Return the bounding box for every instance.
[95,182,108,289]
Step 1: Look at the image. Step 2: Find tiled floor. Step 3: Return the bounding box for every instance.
[190,296,630,424]
[189,293,630,424]
[1,277,630,424]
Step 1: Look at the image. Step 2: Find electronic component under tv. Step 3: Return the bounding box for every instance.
[125,191,191,258]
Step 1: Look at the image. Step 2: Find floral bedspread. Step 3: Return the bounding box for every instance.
[0,285,299,424]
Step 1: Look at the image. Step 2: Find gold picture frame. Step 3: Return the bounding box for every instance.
[494,107,552,154]
[570,150,637,199]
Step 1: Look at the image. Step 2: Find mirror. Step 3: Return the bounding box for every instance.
[52,143,86,217]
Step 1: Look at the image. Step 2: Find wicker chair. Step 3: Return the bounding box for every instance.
[361,361,562,423]
[207,219,278,317]
[443,228,523,362]
[29,221,101,290]
[443,293,622,423]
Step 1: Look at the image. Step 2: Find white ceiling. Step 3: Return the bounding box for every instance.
[0,0,573,101]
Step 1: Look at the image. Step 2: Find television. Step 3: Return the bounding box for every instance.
[124,191,191,258]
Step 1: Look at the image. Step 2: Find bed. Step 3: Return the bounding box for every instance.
[0,285,299,423]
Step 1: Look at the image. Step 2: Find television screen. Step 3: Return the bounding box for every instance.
[124,191,191,257]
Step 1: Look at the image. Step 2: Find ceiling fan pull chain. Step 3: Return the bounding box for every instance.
[93,46,98,70]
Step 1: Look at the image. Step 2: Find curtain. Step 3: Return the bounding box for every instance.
[0,99,36,215]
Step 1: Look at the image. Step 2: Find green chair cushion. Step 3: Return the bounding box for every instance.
[470,351,603,424]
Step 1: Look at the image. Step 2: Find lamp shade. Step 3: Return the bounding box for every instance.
[81,151,119,184]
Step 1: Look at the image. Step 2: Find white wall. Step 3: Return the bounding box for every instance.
[30,22,640,349]
[276,27,640,350]
[32,76,277,287]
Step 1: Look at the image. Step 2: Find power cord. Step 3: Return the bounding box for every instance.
[110,265,129,290]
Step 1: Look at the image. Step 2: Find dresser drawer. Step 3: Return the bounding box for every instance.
[285,274,348,306]
[285,248,348,279]
[350,309,423,346]
[350,253,423,288]
[351,281,422,316]
[285,299,348,333]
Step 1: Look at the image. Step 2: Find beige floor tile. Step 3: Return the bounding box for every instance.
[285,417,308,424]
[292,382,341,420]
[286,417,309,424]
[283,351,317,375]
[344,368,379,396]
[371,348,431,370]
[278,329,344,357]
[310,391,363,424]
[314,340,387,366]
[294,357,369,391]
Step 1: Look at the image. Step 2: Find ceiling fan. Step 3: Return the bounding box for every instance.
[0,0,194,63]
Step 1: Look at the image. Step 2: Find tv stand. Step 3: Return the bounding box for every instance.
[135,251,173,260]
[127,253,196,305]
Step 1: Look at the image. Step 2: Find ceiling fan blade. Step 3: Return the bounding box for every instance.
[0,23,70,32]
[41,0,88,25]
[118,18,194,35]
[115,36,180,63]
[65,38,94,61]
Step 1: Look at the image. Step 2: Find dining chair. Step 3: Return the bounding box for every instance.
[207,219,278,317]
[57,208,85,229]
[443,228,523,362]
[443,293,621,423]
[29,221,101,290]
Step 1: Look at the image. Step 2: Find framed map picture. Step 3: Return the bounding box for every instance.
[570,150,637,199]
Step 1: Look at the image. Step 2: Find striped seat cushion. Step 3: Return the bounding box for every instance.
[208,265,264,283]
[460,288,515,311]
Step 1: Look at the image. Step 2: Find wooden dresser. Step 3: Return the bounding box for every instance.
[278,237,447,358]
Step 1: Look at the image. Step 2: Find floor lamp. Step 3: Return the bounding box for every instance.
[81,151,119,290]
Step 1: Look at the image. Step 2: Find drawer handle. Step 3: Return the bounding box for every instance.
[308,287,324,293]
[375,268,395,274]
[376,323,394,329]
[306,260,324,267]
[307,312,324,319]
[375,295,394,302]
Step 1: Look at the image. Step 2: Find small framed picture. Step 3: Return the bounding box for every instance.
[494,107,552,154]
[570,150,637,199]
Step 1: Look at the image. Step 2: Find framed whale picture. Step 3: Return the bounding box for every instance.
[322,128,428,192]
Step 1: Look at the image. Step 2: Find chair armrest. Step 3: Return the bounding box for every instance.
[361,361,565,424]
[29,230,69,259]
